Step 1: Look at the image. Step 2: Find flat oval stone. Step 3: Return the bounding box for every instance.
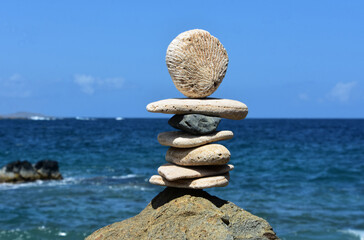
[158,163,234,181]
[158,130,233,148]
[166,144,230,166]
[146,98,248,120]
[168,114,221,135]
[149,173,230,189]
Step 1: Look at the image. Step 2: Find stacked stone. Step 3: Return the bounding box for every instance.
[147,29,248,189]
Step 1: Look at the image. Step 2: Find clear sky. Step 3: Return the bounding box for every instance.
[0,1,363,118]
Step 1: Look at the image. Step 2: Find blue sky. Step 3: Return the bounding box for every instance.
[0,1,363,118]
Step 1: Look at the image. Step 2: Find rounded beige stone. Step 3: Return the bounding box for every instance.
[158,130,234,148]
[158,163,234,181]
[149,173,230,189]
[166,144,230,166]
[166,29,228,98]
[146,98,248,120]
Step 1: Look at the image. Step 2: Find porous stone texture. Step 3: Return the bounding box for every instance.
[146,98,248,120]
[166,144,230,166]
[166,29,228,98]
[86,187,279,240]
[158,163,234,181]
[168,114,221,135]
[149,173,229,189]
[158,130,234,148]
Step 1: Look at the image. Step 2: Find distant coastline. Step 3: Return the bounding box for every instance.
[0,112,55,120]
[0,112,125,121]
[0,112,362,120]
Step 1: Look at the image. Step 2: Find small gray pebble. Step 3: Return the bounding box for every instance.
[168,114,221,135]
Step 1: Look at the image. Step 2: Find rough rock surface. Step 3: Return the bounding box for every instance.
[158,130,234,148]
[166,29,229,98]
[158,163,234,181]
[168,114,221,135]
[166,144,230,166]
[149,173,230,189]
[146,98,248,120]
[86,187,279,240]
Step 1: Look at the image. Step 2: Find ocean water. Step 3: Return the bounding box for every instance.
[0,118,363,240]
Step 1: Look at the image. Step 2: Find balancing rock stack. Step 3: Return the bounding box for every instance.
[86,30,280,240]
[147,29,248,189]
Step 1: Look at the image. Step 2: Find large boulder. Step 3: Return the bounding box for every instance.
[86,187,279,240]
[0,160,62,183]
[0,160,39,183]
[34,160,62,180]
[18,160,38,180]
[0,165,18,182]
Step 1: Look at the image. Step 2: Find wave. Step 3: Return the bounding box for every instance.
[111,174,138,179]
[115,117,123,121]
[0,226,75,239]
[0,174,148,190]
[341,229,364,240]
[29,116,54,121]
[75,117,96,121]
[0,177,81,190]
[58,232,67,236]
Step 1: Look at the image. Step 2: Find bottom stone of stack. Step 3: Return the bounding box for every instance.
[149,173,229,189]
[158,163,234,181]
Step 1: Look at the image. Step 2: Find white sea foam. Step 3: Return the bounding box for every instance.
[341,229,364,240]
[111,174,138,179]
[0,174,144,190]
[75,117,95,120]
[0,177,82,190]
[115,117,123,120]
[108,184,153,191]
[58,232,67,236]
[29,116,53,120]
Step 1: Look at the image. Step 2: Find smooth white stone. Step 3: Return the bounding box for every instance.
[166,144,230,166]
[158,130,233,148]
[146,98,248,120]
[158,163,234,181]
[149,173,230,189]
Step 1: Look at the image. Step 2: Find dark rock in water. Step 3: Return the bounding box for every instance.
[168,114,221,135]
[0,160,39,182]
[0,160,62,183]
[5,160,23,173]
[34,160,62,180]
[86,187,279,240]
[0,166,18,183]
[19,161,39,180]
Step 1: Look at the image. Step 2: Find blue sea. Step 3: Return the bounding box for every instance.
[0,118,363,240]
